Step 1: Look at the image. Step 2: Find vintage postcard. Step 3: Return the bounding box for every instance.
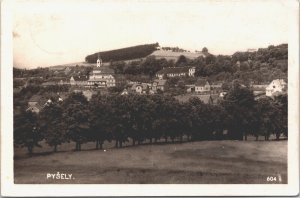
[1,0,299,196]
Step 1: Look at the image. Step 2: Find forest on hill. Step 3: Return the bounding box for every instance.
[85,43,159,63]
[108,43,287,84]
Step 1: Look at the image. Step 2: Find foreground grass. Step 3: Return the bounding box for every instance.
[14,140,287,184]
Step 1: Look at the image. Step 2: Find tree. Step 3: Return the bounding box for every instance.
[186,97,207,140]
[140,56,163,77]
[39,103,67,152]
[221,83,256,140]
[257,98,271,140]
[109,95,131,148]
[176,55,188,66]
[274,94,287,140]
[14,110,42,154]
[63,93,90,151]
[89,94,113,149]
[202,47,208,54]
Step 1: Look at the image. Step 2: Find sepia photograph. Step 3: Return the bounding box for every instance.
[1,0,299,196]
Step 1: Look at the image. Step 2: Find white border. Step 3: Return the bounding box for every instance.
[1,0,299,196]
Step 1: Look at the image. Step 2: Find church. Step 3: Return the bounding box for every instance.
[87,54,116,87]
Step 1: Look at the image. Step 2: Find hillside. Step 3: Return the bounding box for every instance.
[85,43,159,63]
[150,50,205,61]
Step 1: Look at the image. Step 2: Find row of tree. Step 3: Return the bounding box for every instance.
[14,84,287,154]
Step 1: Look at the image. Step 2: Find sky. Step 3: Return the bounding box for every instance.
[12,0,289,68]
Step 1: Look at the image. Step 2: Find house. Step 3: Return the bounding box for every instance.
[250,84,268,96]
[121,89,129,95]
[219,91,227,97]
[156,66,195,79]
[266,79,287,97]
[152,79,167,92]
[131,83,149,94]
[87,55,116,87]
[26,95,51,113]
[186,85,195,93]
[70,75,89,86]
[64,67,72,75]
[195,79,211,93]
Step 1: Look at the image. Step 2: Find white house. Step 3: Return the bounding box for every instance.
[195,79,211,93]
[266,79,287,97]
[156,66,196,79]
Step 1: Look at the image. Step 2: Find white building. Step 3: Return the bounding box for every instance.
[87,54,116,87]
[156,66,196,79]
[195,79,211,93]
[266,79,287,97]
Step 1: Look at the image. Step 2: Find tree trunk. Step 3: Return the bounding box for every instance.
[115,140,118,148]
[165,137,168,143]
[132,139,135,146]
[79,143,81,151]
[54,145,57,152]
[244,133,247,141]
[276,132,280,141]
[119,141,123,148]
[27,145,33,155]
[154,138,157,143]
[150,138,152,144]
[96,140,99,150]
[255,135,258,141]
[99,141,103,150]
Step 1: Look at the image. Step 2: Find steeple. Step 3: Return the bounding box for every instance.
[96,52,102,67]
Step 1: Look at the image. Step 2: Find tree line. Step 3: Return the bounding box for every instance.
[14,84,287,154]
[85,43,159,63]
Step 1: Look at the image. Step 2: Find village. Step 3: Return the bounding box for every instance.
[15,52,287,114]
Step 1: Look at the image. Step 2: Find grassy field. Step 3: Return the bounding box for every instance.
[14,140,287,184]
[150,50,202,61]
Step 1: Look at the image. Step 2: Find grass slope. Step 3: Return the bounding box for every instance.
[150,50,205,61]
[14,140,287,184]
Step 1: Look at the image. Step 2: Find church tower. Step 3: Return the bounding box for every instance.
[96,53,102,67]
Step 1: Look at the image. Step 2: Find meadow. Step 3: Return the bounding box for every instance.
[14,139,287,184]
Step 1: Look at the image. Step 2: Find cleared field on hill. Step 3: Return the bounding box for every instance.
[150,50,204,61]
[14,140,287,184]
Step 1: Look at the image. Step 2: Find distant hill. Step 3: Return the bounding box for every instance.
[85,43,159,63]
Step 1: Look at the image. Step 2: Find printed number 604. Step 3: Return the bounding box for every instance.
[267,176,277,182]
